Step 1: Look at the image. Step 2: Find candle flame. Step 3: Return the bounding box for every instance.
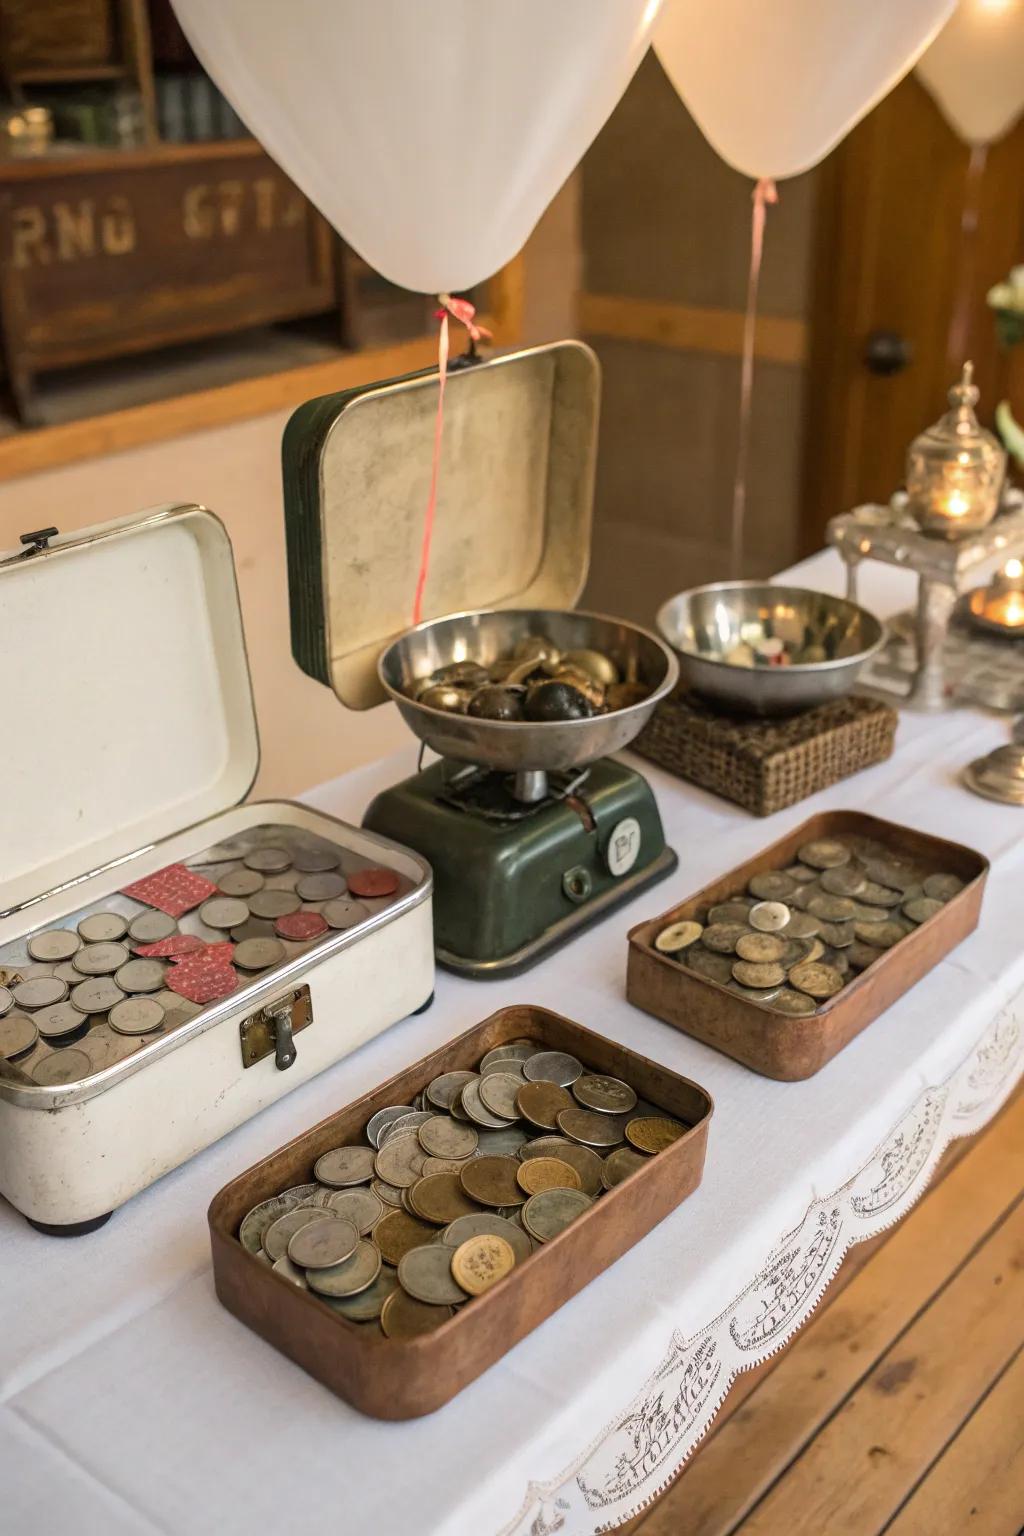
[947,491,970,517]
[1005,559,1023,578]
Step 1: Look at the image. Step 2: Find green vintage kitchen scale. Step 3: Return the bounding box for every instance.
[283,340,678,977]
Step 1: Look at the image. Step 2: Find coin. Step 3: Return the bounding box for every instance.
[817,920,855,947]
[790,883,822,911]
[271,1256,308,1288]
[244,847,292,873]
[398,1243,469,1305]
[748,871,797,901]
[734,931,787,964]
[70,976,125,1013]
[421,1157,467,1176]
[307,1238,382,1298]
[0,1012,37,1059]
[73,941,129,976]
[417,1115,478,1160]
[781,910,820,940]
[425,1070,478,1111]
[857,880,900,908]
[322,898,370,929]
[518,1136,604,1195]
[347,868,400,899]
[923,872,963,902]
[683,947,736,985]
[769,988,817,1017]
[732,960,786,989]
[602,1146,650,1188]
[263,1205,327,1261]
[784,863,819,884]
[521,1188,592,1243]
[731,980,783,1003]
[788,960,844,999]
[248,889,301,920]
[820,866,866,897]
[13,976,68,1010]
[748,901,791,932]
[0,987,13,1018]
[479,1056,527,1078]
[451,1234,515,1296]
[197,897,249,931]
[228,917,277,944]
[33,1001,88,1039]
[292,846,341,873]
[218,867,265,897]
[381,1110,435,1144]
[78,912,128,943]
[315,1145,377,1187]
[372,1178,405,1208]
[707,901,755,924]
[409,1173,479,1225]
[375,1208,438,1265]
[848,940,884,972]
[33,1049,90,1086]
[702,922,748,954]
[516,1079,573,1130]
[904,896,944,924]
[114,958,165,994]
[234,937,286,971]
[366,1105,415,1147]
[287,1215,359,1269]
[27,929,81,963]
[239,1192,305,1254]
[325,1266,399,1321]
[295,872,347,903]
[522,1050,583,1087]
[480,1042,536,1069]
[460,1077,514,1128]
[516,1157,581,1195]
[556,1107,628,1148]
[807,893,857,923]
[654,920,703,954]
[108,996,165,1036]
[798,839,851,869]
[852,919,904,949]
[460,1155,525,1207]
[380,1289,454,1338]
[862,855,918,891]
[572,1074,637,1115]
[442,1212,532,1263]
[625,1116,687,1154]
[126,912,177,947]
[374,1132,428,1188]
[478,1071,526,1119]
[474,1125,529,1157]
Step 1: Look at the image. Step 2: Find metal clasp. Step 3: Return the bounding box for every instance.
[239,985,312,1070]
[19,526,58,556]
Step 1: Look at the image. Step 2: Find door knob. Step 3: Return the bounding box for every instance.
[864,330,912,375]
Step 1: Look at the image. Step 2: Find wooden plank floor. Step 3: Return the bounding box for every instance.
[617,1086,1024,1536]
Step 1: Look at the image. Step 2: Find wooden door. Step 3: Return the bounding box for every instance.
[803,73,1024,549]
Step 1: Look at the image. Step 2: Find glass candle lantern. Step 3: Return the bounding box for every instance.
[905,362,1005,539]
[968,557,1024,635]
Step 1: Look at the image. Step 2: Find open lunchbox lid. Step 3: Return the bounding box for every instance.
[283,339,600,709]
[0,504,259,917]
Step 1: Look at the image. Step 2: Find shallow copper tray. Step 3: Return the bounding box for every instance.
[208,1004,714,1419]
[627,810,988,1082]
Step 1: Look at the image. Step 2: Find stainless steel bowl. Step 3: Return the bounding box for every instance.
[379,608,678,777]
[656,582,885,716]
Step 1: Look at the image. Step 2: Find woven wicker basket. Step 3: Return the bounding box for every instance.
[632,691,898,817]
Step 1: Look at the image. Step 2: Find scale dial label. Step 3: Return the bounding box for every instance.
[606,817,641,877]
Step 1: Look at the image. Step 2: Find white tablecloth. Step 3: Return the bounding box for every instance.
[4,551,1024,1536]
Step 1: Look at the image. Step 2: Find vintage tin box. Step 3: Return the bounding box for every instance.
[0,506,432,1233]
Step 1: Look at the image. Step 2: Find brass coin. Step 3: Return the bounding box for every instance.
[655,920,704,954]
[521,1188,592,1243]
[732,960,786,989]
[478,1071,526,1120]
[441,1212,532,1264]
[748,901,791,933]
[802,938,826,964]
[788,960,844,999]
[798,839,851,870]
[326,1187,385,1234]
[817,919,855,947]
[325,1266,399,1322]
[307,1239,382,1298]
[287,1216,359,1269]
[790,882,822,911]
[904,895,945,924]
[747,871,796,901]
[625,1116,687,1154]
[397,1244,469,1305]
[781,910,820,940]
[0,1011,38,1060]
[821,944,851,976]
[422,1156,470,1176]
[707,900,754,924]
[556,1107,628,1148]
[601,1147,649,1188]
[518,1136,604,1196]
[516,1079,574,1130]
[572,1074,637,1115]
[516,1157,582,1195]
[820,865,866,898]
[683,947,736,985]
[374,1208,437,1265]
[702,922,748,954]
[417,1115,478,1160]
[460,1155,526,1207]
[730,980,782,1003]
[408,1173,480,1225]
[807,893,857,923]
[778,937,815,968]
[451,1234,516,1296]
[769,988,817,1017]
[848,940,884,972]
[734,931,787,964]
[783,863,818,884]
[33,1049,90,1086]
[923,872,963,902]
[863,855,919,892]
[315,1145,377,1187]
[380,1289,454,1338]
[852,919,904,949]
[857,880,901,908]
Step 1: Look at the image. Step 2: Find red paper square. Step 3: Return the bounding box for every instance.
[133,935,205,959]
[170,940,235,967]
[166,964,238,1005]
[121,863,219,918]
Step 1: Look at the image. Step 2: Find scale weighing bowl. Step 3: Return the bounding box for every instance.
[378,608,678,785]
[656,582,885,717]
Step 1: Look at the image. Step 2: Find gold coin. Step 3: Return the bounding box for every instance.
[734,931,786,964]
[625,1115,688,1154]
[516,1157,582,1195]
[702,922,749,954]
[373,1208,437,1265]
[379,1289,454,1339]
[788,960,844,999]
[769,988,817,1017]
[852,919,904,949]
[731,959,786,989]
[408,1172,480,1225]
[450,1234,516,1296]
[654,920,703,954]
[459,1155,525,1207]
[798,839,851,870]
[516,1079,573,1130]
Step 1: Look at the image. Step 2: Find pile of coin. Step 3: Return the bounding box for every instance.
[0,826,405,1087]
[238,1038,689,1337]
[654,836,966,1015]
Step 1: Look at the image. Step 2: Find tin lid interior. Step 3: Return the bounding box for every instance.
[0,505,259,915]
[312,340,599,709]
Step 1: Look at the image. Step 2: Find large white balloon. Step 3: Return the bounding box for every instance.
[917,0,1024,147]
[654,0,956,181]
[170,0,661,294]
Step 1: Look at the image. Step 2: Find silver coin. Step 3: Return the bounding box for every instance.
[0,987,14,1018]
[302,1188,338,1210]
[288,1215,359,1269]
[16,963,55,979]
[307,1238,382,1298]
[326,1187,385,1233]
[218,867,265,897]
[0,1012,38,1060]
[322,898,370,930]
[923,872,964,902]
[441,1212,532,1264]
[198,897,250,930]
[480,1042,537,1070]
[152,990,202,1029]
[27,929,81,963]
[279,1182,318,1201]
[314,1145,377,1187]
[234,937,286,972]
[244,846,292,873]
[479,1071,526,1119]
[474,1125,530,1156]
[114,958,165,994]
[292,846,340,873]
[52,962,83,985]
[729,980,783,1003]
[70,976,125,1014]
[322,1266,399,1320]
[238,1191,305,1254]
[380,1109,435,1143]
[13,977,68,1010]
[522,1051,583,1087]
[271,1255,309,1288]
[77,912,128,943]
[374,1131,428,1188]
[572,1074,638,1115]
[109,996,166,1035]
[33,1001,88,1040]
[521,1188,592,1243]
[248,889,301,920]
[371,1177,406,1208]
[263,1204,327,1261]
[229,917,278,944]
[73,941,129,976]
[460,1077,515,1128]
[425,1070,478,1112]
[418,1115,479,1160]
[748,901,791,933]
[366,1104,416,1147]
[397,1244,468,1305]
[127,911,178,945]
[295,872,347,902]
[479,1056,528,1078]
[557,1107,628,1148]
[33,1049,90,1087]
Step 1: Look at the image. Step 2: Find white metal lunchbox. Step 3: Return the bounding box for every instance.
[0,505,433,1235]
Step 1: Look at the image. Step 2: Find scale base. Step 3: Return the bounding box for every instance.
[364,756,676,977]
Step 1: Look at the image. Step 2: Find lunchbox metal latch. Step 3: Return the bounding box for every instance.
[239,986,312,1071]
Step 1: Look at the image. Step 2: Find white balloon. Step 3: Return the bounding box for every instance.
[917,0,1024,147]
[654,0,956,181]
[170,0,661,294]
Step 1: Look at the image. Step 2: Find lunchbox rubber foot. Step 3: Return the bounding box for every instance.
[27,1211,113,1237]
[411,992,434,1015]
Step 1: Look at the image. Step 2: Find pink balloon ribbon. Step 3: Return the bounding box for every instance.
[412,294,492,625]
[731,176,778,578]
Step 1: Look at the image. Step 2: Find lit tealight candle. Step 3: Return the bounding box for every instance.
[969,557,1024,633]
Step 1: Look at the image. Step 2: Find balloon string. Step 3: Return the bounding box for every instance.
[412,294,491,625]
[946,143,988,375]
[731,176,777,578]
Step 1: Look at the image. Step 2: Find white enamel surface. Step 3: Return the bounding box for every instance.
[0,505,258,916]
